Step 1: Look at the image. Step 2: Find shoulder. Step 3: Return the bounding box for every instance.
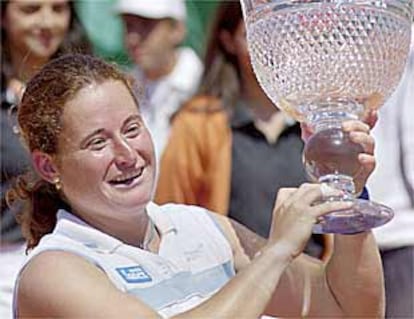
[177,47,203,72]
[16,250,157,318]
[150,202,230,238]
[151,202,218,226]
[172,95,229,130]
[16,250,105,317]
[20,250,99,285]
[177,95,224,115]
[169,95,229,140]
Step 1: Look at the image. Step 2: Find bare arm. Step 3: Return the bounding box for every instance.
[16,242,293,319]
[325,233,385,317]
[221,213,383,318]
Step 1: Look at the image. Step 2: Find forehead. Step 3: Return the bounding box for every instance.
[62,80,140,133]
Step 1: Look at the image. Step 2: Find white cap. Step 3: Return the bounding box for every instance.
[115,0,186,21]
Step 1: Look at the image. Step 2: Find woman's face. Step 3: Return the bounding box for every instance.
[232,21,257,84]
[122,15,183,75]
[3,0,70,60]
[55,80,156,221]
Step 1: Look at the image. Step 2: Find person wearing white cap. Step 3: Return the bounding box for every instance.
[115,0,203,166]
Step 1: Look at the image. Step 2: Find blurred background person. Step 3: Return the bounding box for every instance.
[155,1,327,259]
[115,0,203,165]
[0,1,90,318]
[367,24,414,318]
[75,0,219,65]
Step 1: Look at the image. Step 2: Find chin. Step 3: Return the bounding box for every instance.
[120,191,153,209]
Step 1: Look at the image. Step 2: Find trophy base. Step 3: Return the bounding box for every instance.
[312,199,394,234]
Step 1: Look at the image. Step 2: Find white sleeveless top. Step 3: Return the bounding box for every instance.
[13,202,235,318]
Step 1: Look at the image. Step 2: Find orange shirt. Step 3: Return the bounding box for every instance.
[155,96,231,215]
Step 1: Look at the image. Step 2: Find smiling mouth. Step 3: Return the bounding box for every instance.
[109,168,144,186]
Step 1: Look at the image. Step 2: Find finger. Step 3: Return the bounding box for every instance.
[359,153,376,167]
[342,120,370,133]
[349,131,375,154]
[364,110,378,129]
[354,154,376,194]
[274,187,297,210]
[358,154,376,173]
[309,200,354,218]
[287,183,342,207]
[300,123,313,142]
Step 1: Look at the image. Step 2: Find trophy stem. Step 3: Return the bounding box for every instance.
[301,98,364,126]
[303,109,365,186]
[318,174,355,200]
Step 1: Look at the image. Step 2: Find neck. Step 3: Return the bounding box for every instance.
[241,80,277,122]
[8,45,49,82]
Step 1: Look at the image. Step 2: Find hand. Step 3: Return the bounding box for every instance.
[267,184,352,259]
[301,110,377,195]
[342,114,376,195]
[301,110,378,142]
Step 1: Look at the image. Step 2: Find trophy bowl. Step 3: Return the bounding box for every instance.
[241,0,413,233]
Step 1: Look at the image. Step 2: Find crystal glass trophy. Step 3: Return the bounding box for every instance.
[241,0,413,233]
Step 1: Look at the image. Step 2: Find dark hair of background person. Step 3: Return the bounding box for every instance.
[0,0,92,82]
[197,1,243,112]
[6,54,138,250]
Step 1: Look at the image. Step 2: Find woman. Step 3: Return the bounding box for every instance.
[1,0,91,239]
[8,53,383,318]
[0,2,90,317]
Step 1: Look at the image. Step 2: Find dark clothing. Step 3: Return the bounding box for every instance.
[228,102,307,237]
[381,246,414,318]
[1,90,30,243]
[228,102,324,258]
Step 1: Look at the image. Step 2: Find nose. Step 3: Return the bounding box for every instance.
[114,139,137,169]
[38,6,55,28]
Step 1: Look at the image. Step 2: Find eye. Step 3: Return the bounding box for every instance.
[87,137,107,151]
[19,4,41,14]
[52,2,69,14]
[124,123,141,138]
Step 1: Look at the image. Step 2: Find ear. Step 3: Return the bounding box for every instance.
[219,29,237,55]
[32,150,60,184]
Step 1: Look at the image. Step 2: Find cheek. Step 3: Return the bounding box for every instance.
[4,14,28,39]
[55,13,71,35]
[146,30,168,52]
[139,131,156,157]
[59,152,110,187]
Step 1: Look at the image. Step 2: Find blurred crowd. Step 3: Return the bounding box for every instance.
[1,1,413,318]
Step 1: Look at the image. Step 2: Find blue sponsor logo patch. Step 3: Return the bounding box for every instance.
[116,265,152,283]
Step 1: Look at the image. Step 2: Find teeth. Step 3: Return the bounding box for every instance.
[111,168,143,184]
